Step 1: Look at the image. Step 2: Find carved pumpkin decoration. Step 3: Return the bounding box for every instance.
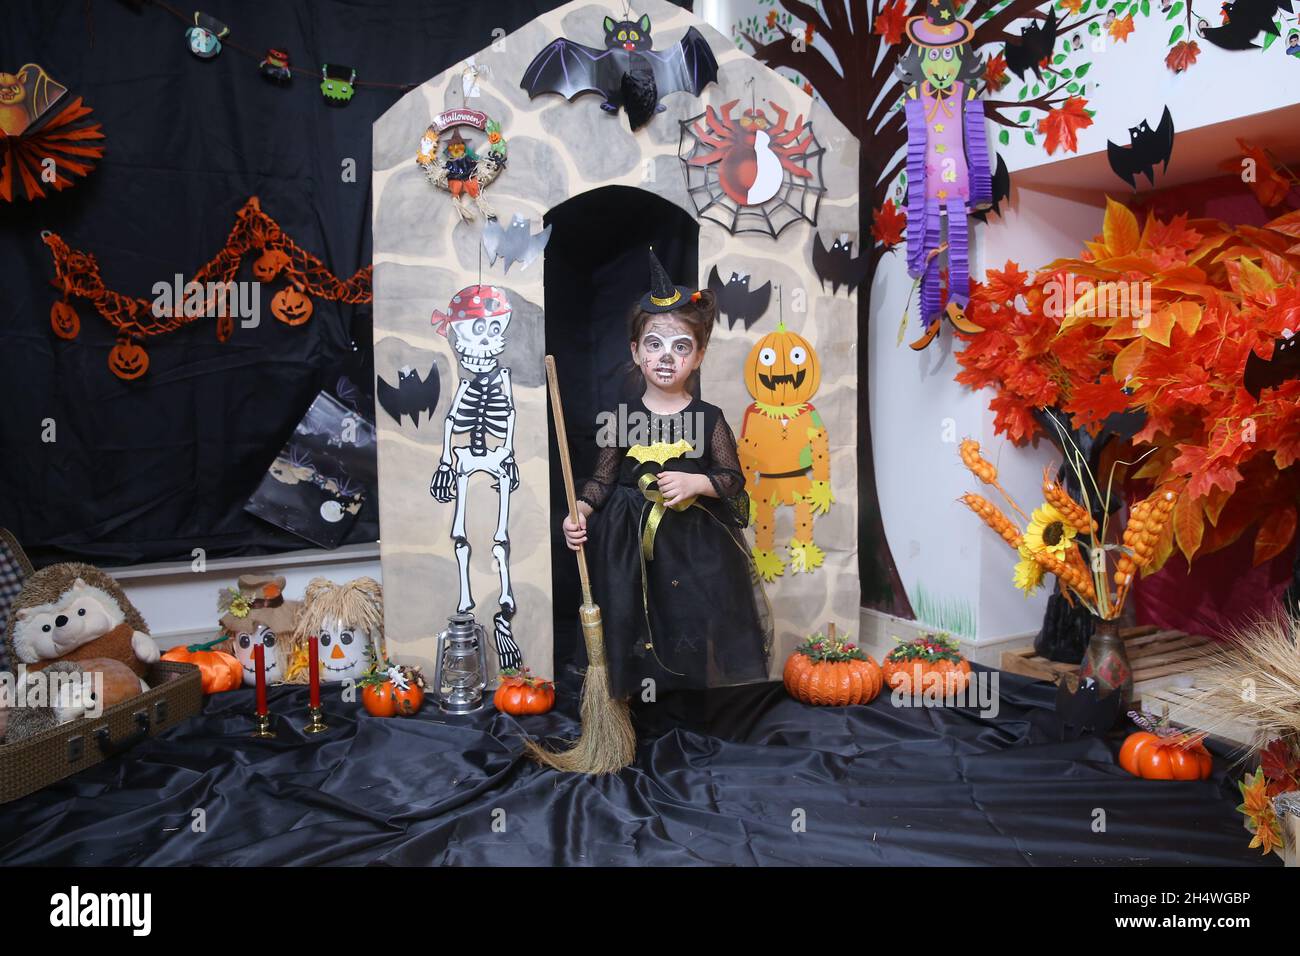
[782,625,882,706]
[743,321,821,406]
[253,248,290,282]
[271,286,313,326]
[50,300,80,340]
[493,669,555,716]
[881,633,971,697]
[162,641,243,694]
[108,339,149,380]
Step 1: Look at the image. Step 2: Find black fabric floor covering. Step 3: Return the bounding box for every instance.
[0,667,1277,866]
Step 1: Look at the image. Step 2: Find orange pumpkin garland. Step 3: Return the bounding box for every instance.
[783,623,882,707]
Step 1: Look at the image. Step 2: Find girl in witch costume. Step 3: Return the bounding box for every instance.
[562,251,772,696]
[896,0,992,351]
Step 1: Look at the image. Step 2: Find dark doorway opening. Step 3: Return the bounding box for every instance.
[543,186,700,681]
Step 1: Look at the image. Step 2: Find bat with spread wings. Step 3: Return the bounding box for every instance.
[1004,8,1058,81]
[1244,333,1300,400]
[1198,0,1293,50]
[519,14,718,131]
[377,365,440,428]
[707,266,771,330]
[813,234,870,296]
[1107,107,1175,189]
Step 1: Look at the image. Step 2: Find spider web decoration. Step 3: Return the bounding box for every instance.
[677,112,826,239]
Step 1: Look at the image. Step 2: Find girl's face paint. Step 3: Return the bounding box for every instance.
[631,317,702,392]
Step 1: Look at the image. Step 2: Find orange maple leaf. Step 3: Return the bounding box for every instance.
[1060,0,1084,12]
[873,0,908,46]
[983,260,1030,303]
[1108,14,1136,42]
[1221,140,1294,208]
[766,10,778,28]
[1037,97,1093,155]
[1165,40,1200,73]
[871,199,906,248]
[984,52,1009,90]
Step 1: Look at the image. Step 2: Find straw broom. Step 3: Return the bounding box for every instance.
[522,355,636,774]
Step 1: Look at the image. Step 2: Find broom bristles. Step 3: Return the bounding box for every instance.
[523,661,635,774]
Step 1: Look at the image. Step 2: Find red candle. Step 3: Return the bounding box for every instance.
[308,635,321,709]
[254,643,268,716]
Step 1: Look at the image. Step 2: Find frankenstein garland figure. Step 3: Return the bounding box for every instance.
[897,0,993,351]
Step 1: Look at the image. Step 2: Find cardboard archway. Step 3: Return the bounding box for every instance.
[371,0,860,678]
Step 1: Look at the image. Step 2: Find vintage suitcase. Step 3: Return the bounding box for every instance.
[0,660,203,805]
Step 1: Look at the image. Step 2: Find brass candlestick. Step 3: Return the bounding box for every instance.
[251,712,276,739]
[303,705,329,734]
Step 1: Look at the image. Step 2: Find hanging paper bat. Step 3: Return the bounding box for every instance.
[1197,0,1292,50]
[1244,332,1300,400]
[482,213,551,273]
[971,154,1011,224]
[377,365,440,428]
[707,266,771,330]
[519,15,718,131]
[1107,107,1175,190]
[812,234,870,296]
[1004,8,1058,80]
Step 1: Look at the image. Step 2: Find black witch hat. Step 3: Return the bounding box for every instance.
[638,248,695,314]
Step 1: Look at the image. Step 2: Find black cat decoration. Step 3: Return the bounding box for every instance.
[520,14,719,130]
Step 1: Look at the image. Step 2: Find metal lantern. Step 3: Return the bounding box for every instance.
[432,613,489,714]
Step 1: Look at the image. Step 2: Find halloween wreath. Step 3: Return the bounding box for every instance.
[1,62,105,203]
[43,197,372,381]
[416,108,507,221]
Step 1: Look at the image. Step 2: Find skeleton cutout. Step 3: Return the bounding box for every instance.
[429,285,523,671]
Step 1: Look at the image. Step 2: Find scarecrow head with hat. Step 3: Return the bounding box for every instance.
[432,284,513,374]
[896,0,983,94]
[627,249,717,392]
[218,573,301,686]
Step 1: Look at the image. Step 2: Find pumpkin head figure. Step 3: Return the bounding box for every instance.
[271,286,313,325]
[743,321,821,407]
[108,340,149,380]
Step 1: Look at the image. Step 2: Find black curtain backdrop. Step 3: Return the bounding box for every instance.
[543,186,699,676]
[0,0,584,567]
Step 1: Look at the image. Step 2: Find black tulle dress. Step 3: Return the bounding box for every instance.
[576,395,772,697]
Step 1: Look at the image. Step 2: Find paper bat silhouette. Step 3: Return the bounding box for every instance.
[1107,107,1175,190]
[1244,332,1300,400]
[1055,675,1126,739]
[971,154,1011,224]
[482,213,551,274]
[707,266,771,330]
[812,233,870,296]
[519,14,718,130]
[1197,0,1292,50]
[1004,8,1058,80]
[377,365,440,428]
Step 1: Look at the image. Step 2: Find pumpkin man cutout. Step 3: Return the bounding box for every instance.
[738,323,832,581]
[429,285,523,672]
[898,0,992,351]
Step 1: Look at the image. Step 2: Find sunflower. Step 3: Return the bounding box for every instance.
[1012,545,1045,595]
[1023,503,1077,559]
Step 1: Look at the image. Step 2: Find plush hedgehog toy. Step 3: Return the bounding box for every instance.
[4,563,159,682]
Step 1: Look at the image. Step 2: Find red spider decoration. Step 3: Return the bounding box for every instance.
[687,98,814,207]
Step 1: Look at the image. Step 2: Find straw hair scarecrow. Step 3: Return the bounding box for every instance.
[287,577,386,683]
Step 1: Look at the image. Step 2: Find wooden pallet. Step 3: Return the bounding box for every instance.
[1141,681,1256,750]
[999,626,1216,701]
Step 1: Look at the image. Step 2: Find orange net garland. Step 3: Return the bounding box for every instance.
[44,196,373,380]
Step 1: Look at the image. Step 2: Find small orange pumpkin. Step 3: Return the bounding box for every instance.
[783,625,881,706]
[880,634,972,697]
[108,340,150,380]
[360,663,426,718]
[51,300,81,340]
[743,321,821,406]
[493,668,555,715]
[253,248,290,282]
[271,286,314,326]
[1118,712,1214,780]
[162,640,243,694]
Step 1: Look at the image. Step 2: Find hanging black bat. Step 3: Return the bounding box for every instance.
[707,266,771,330]
[377,365,440,428]
[1004,8,1058,81]
[971,154,1011,224]
[812,233,870,296]
[482,213,551,274]
[1198,0,1293,50]
[1107,107,1175,190]
[1244,333,1300,400]
[519,15,718,131]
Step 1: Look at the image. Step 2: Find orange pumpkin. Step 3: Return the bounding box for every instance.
[361,672,425,718]
[881,634,971,696]
[784,654,882,706]
[743,321,821,406]
[162,642,243,694]
[493,669,555,715]
[51,300,81,340]
[1119,731,1213,781]
[108,340,150,380]
[271,286,314,325]
[253,248,290,282]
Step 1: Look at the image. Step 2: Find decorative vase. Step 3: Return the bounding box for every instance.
[1077,617,1133,706]
[1034,586,1095,664]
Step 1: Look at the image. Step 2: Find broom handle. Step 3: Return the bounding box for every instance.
[544,355,594,604]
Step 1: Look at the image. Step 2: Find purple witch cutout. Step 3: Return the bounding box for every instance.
[897,0,992,351]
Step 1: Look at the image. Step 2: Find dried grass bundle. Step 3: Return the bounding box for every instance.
[1200,612,1300,754]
